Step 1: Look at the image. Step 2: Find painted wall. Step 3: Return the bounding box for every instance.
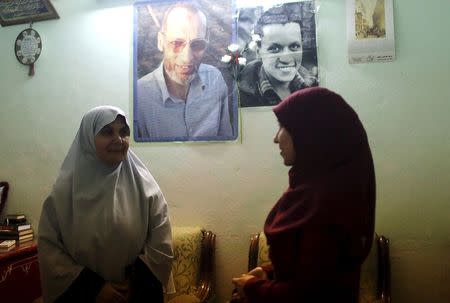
[1,0,449,302]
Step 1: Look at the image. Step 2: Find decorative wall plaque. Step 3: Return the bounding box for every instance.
[0,0,59,27]
[15,26,42,76]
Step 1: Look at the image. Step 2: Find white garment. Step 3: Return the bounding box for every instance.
[38,106,173,302]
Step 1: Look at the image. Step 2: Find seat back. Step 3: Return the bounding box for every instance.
[165,227,215,303]
[247,232,391,303]
[247,232,269,271]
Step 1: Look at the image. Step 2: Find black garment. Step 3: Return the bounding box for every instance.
[55,258,163,303]
[54,267,104,303]
[129,258,163,303]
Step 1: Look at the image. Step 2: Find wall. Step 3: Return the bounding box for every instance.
[0,0,449,302]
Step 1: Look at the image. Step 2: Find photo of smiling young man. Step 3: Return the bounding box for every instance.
[134,1,237,142]
[237,1,319,107]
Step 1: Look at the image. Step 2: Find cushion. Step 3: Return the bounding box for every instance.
[165,227,202,302]
[257,232,270,266]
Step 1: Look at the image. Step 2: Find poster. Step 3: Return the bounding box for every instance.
[133,0,238,142]
[234,0,319,107]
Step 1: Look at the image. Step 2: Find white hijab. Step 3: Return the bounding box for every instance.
[38,106,173,302]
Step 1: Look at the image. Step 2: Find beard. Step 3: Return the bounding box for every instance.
[164,62,199,86]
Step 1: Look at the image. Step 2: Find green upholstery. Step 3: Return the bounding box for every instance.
[168,227,202,299]
[165,227,215,303]
[248,232,391,303]
[256,232,270,267]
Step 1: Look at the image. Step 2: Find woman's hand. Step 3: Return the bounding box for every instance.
[232,274,256,299]
[247,266,268,280]
[231,266,269,299]
[96,281,129,303]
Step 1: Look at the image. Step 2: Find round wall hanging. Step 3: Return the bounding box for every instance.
[15,28,42,76]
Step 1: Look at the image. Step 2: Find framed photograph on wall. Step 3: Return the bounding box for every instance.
[133,0,238,142]
[0,0,59,27]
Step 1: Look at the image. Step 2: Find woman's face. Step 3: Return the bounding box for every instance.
[258,22,303,83]
[95,116,130,166]
[274,125,296,166]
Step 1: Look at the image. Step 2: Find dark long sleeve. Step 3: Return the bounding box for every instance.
[54,267,105,303]
[244,227,360,303]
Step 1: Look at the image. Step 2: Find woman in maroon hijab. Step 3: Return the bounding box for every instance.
[232,87,375,302]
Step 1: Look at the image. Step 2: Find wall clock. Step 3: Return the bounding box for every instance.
[15,27,42,76]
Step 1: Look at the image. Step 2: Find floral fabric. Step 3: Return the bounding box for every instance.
[257,232,270,266]
[165,227,202,303]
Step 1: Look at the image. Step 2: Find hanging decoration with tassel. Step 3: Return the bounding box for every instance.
[14,21,42,76]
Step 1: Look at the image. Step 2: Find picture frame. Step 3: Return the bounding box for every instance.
[0,0,59,27]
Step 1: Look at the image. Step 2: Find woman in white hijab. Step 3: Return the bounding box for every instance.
[38,106,173,303]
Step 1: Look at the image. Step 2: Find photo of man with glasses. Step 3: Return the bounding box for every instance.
[134,1,235,142]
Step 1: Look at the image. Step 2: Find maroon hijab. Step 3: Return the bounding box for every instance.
[265,87,375,261]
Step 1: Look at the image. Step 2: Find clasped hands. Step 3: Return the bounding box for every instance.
[96,279,130,303]
[231,266,268,299]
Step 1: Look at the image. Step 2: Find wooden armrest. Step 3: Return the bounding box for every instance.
[248,233,261,271]
[377,235,391,303]
[196,230,216,302]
